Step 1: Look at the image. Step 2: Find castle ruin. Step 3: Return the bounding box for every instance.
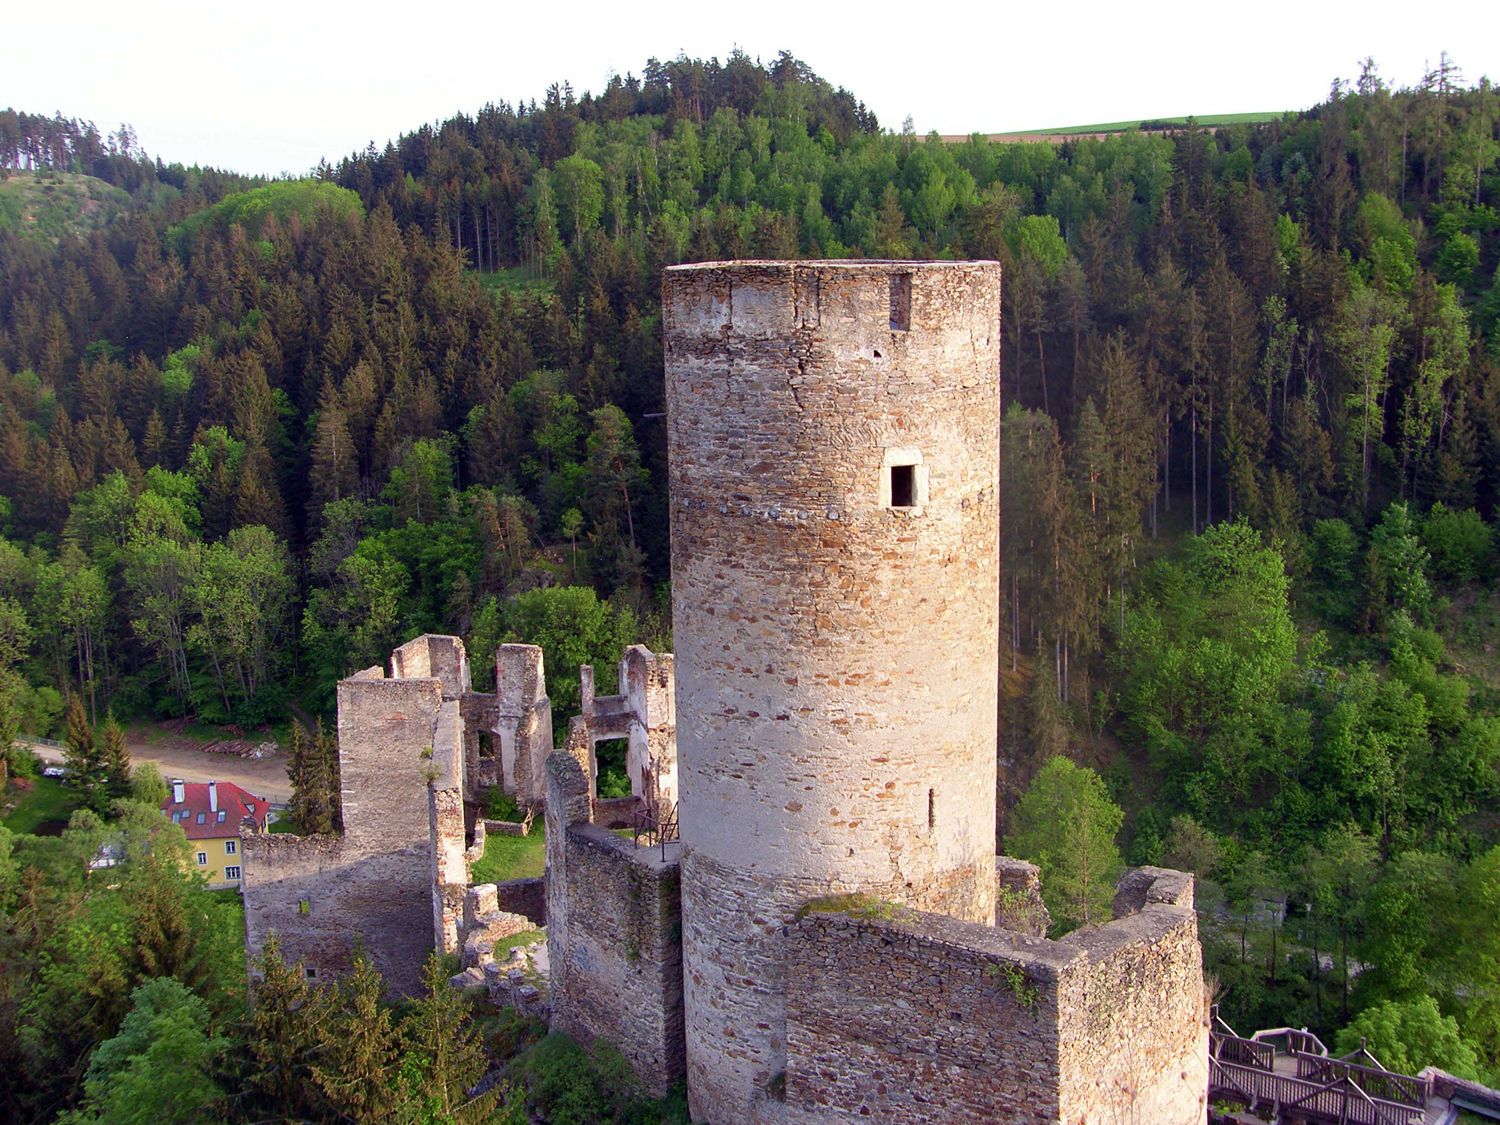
[243,259,1208,1123]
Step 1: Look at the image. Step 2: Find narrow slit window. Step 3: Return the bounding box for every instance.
[890,464,916,508]
[928,788,936,830]
[889,273,911,331]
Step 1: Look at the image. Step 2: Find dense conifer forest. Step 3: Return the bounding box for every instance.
[3,49,1500,1120]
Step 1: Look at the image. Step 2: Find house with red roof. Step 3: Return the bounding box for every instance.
[160,779,270,888]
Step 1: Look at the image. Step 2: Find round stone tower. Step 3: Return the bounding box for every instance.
[663,260,1001,1123]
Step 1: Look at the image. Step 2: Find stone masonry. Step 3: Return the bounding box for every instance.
[664,260,1003,1122]
[538,261,1207,1122]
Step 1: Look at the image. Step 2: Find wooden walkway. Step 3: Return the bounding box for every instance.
[1208,1014,1430,1125]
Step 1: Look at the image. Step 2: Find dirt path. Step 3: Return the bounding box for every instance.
[25,725,292,803]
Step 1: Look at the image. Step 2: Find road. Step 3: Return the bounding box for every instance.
[25,736,292,803]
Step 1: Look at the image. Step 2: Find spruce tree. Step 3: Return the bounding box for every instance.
[101,714,131,801]
[63,693,106,811]
[313,718,342,833]
[313,950,399,1123]
[399,950,496,1122]
[284,721,316,833]
[247,934,331,1122]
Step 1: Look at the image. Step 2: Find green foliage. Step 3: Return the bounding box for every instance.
[508,1032,666,1125]
[502,586,637,734]
[1335,996,1482,1079]
[1423,503,1492,583]
[168,179,364,254]
[61,977,227,1125]
[1007,757,1123,932]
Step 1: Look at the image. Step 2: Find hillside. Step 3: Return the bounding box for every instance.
[0,49,1498,1118]
[0,170,130,240]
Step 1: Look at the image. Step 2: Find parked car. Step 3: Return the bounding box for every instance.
[41,766,66,779]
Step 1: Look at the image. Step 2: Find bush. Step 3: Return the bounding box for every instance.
[1423,503,1493,584]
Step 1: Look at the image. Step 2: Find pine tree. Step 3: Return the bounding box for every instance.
[63,693,106,810]
[313,950,400,1123]
[101,714,131,800]
[398,950,496,1122]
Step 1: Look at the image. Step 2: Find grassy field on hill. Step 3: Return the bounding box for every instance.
[0,171,130,240]
[1021,111,1284,134]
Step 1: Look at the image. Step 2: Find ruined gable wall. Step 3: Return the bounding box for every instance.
[241,831,434,995]
[337,675,444,851]
[244,670,448,996]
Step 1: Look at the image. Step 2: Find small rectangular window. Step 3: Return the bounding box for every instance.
[217,810,226,822]
[890,464,916,508]
[889,274,911,331]
[224,865,241,881]
[225,840,237,854]
[197,852,207,865]
[196,812,206,824]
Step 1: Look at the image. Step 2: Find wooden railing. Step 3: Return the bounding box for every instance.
[1209,1012,1429,1125]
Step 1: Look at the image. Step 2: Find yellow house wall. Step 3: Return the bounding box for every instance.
[189,835,244,886]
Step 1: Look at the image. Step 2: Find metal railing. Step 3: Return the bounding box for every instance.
[632,800,679,858]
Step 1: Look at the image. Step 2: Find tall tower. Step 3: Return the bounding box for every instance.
[663,260,1001,1123]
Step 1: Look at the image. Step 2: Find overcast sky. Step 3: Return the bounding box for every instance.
[6,0,1497,178]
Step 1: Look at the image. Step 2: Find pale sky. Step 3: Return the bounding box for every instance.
[6,0,1497,178]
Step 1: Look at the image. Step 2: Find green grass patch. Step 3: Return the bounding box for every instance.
[794,893,909,922]
[475,266,556,297]
[470,828,546,884]
[1,776,83,835]
[0,171,131,241]
[494,928,545,957]
[267,815,301,834]
[1019,111,1284,135]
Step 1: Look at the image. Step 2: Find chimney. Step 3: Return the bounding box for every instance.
[171,779,184,804]
[208,781,218,813]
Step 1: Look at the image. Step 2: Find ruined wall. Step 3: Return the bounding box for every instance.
[622,646,677,810]
[496,644,552,805]
[664,259,1001,1122]
[780,868,1206,1125]
[1057,874,1206,1125]
[241,830,434,994]
[545,751,685,1098]
[429,699,469,956]
[785,909,1074,1124]
[245,649,463,996]
[391,634,471,697]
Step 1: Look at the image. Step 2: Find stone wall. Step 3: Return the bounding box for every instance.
[496,644,552,805]
[664,259,1002,1122]
[495,876,546,926]
[241,830,434,994]
[545,751,685,1099]
[1057,869,1206,1125]
[244,644,471,996]
[785,908,1075,1124]
[780,867,1206,1125]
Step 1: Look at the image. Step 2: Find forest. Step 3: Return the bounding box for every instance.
[1,46,1500,1120]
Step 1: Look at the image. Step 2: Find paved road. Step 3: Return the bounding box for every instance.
[24,738,292,803]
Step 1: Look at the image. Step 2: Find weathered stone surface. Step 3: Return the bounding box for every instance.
[995,854,1051,937]
[496,644,552,805]
[664,259,1002,1123]
[781,870,1206,1125]
[546,751,685,1098]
